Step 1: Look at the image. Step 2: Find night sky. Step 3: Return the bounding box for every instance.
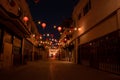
[27,0,78,40]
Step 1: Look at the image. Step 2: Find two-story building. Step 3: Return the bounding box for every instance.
[0,0,40,69]
[68,0,120,74]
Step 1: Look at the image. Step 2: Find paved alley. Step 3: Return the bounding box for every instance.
[0,60,120,80]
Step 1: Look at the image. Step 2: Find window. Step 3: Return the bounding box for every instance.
[0,29,1,40]
[0,28,3,53]
[83,0,91,16]
[78,13,82,20]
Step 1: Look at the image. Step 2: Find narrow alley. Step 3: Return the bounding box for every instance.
[1,0,120,80]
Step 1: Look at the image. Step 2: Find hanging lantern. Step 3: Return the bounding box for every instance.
[23,16,29,22]
[57,26,62,31]
[41,23,46,29]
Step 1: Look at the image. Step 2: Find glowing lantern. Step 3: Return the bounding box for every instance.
[23,16,29,22]
[41,23,46,29]
[38,21,41,24]
[57,26,62,31]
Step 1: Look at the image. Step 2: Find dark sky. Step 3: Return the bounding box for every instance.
[27,0,78,40]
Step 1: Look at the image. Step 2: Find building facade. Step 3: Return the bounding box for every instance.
[70,0,120,74]
[0,0,40,69]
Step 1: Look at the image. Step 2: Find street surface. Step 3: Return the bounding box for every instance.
[0,59,120,80]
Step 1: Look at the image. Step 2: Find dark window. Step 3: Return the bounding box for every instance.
[78,13,82,20]
[0,28,3,53]
[83,0,91,16]
[0,28,1,40]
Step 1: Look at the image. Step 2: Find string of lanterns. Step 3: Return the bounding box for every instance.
[23,16,81,48]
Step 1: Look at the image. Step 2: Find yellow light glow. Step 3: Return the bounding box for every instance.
[78,28,81,31]
[74,28,77,31]
[54,25,56,28]
[38,21,41,24]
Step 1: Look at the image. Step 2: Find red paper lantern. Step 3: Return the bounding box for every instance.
[23,16,29,22]
[57,26,62,31]
[41,23,46,29]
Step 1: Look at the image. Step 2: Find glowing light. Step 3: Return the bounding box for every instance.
[78,28,81,31]
[32,34,35,38]
[57,26,62,31]
[74,28,77,31]
[53,25,56,29]
[23,16,29,22]
[40,36,42,39]
[40,41,43,43]
[47,34,50,36]
[38,21,41,24]
[41,23,46,28]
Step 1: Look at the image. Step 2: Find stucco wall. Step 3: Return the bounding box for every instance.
[72,0,120,44]
[80,14,118,44]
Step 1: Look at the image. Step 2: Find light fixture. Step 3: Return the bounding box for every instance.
[57,26,62,31]
[41,23,46,29]
[78,28,81,31]
[74,28,77,31]
[23,16,29,22]
[38,21,41,24]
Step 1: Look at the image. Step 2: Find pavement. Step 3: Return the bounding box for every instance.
[0,59,120,80]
